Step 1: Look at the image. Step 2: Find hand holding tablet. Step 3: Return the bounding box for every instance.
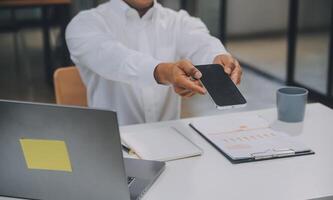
[195,64,247,109]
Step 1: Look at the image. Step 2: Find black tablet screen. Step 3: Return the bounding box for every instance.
[195,64,246,107]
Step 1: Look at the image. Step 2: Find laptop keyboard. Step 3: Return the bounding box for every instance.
[127,176,135,186]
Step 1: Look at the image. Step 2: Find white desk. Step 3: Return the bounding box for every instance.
[121,103,333,200]
[1,103,332,200]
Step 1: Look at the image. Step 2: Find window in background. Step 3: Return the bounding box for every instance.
[294,0,331,94]
[71,0,98,15]
[226,0,289,81]
[162,0,221,38]
[195,0,221,38]
[0,8,40,22]
[0,10,11,21]
[0,3,71,103]
[160,0,181,11]
[178,0,332,108]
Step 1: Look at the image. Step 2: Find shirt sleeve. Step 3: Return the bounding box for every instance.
[65,11,161,87]
[176,10,229,65]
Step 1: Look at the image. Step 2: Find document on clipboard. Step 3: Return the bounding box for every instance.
[189,114,314,163]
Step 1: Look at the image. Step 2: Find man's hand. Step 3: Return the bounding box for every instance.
[213,54,242,84]
[154,60,206,97]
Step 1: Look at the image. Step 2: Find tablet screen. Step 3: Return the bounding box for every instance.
[195,64,247,108]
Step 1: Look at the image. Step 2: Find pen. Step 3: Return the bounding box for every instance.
[122,144,131,153]
[121,144,138,157]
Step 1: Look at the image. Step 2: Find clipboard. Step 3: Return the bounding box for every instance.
[189,123,315,164]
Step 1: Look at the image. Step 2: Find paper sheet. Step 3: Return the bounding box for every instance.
[207,128,309,159]
[191,114,311,160]
[191,114,270,135]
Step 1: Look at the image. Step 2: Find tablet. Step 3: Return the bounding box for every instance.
[195,64,247,109]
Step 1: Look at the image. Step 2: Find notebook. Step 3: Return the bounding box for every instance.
[189,114,314,163]
[121,126,202,162]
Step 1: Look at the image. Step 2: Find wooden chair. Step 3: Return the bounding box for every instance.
[53,66,88,107]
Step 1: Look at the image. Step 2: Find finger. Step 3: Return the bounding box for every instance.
[174,86,186,94]
[230,62,242,85]
[192,79,202,87]
[178,60,202,79]
[190,79,204,92]
[181,90,194,97]
[174,79,203,95]
[235,60,243,84]
[188,92,195,97]
[215,56,231,74]
[176,79,201,94]
[213,58,223,67]
[230,68,241,84]
[179,88,191,96]
[174,86,193,97]
[183,91,195,98]
[219,55,235,75]
[175,76,206,95]
[224,61,236,75]
[197,80,204,88]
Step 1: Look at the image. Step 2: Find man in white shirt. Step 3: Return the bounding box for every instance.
[66,0,242,125]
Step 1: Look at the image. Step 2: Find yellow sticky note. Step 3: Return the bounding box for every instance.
[20,139,72,172]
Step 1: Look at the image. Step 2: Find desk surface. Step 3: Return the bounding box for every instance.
[121,103,333,200]
[0,103,332,200]
[0,0,70,6]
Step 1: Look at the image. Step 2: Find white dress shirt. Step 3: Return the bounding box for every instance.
[66,0,227,125]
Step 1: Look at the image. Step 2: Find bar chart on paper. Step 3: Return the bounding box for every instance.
[211,128,278,150]
[208,128,310,159]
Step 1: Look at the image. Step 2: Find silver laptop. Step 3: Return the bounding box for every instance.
[0,100,165,200]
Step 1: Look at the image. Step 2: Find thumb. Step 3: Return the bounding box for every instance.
[179,60,202,79]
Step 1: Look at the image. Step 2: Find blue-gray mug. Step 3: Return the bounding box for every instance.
[277,87,308,123]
